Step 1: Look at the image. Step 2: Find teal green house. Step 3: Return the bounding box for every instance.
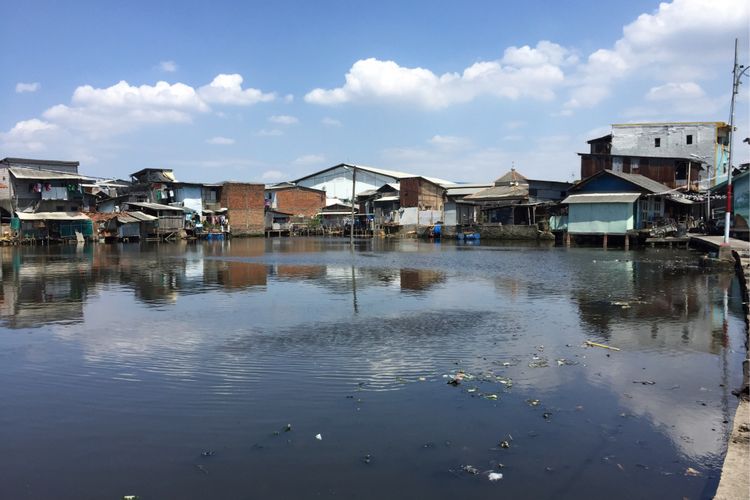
[563,170,694,235]
[712,167,749,236]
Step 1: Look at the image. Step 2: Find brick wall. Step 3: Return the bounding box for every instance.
[221,183,265,236]
[275,188,325,218]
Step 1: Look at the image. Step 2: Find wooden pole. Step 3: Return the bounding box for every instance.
[624,234,630,250]
[603,233,608,249]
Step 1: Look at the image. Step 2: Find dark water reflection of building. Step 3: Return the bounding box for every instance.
[571,254,740,355]
[0,245,93,328]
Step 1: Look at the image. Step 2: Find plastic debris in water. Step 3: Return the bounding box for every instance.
[527,399,541,406]
[315,434,323,441]
[123,496,139,500]
[485,394,498,401]
[284,424,292,432]
[200,450,216,457]
[499,440,510,449]
[461,465,479,475]
[685,467,701,477]
[488,472,503,481]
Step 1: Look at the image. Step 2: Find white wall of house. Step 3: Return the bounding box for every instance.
[296,166,399,201]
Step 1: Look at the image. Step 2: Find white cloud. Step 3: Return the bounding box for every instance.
[428,135,471,151]
[159,60,178,72]
[292,154,326,166]
[504,120,526,130]
[198,74,276,106]
[502,134,524,141]
[305,53,566,109]
[501,41,578,67]
[284,94,294,103]
[256,128,283,137]
[646,81,705,101]
[261,169,286,181]
[564,0,749,111]
[206,136,235,145]
[2,73,277,150]
[16,82,40,93]
[322,117,342,127]
[268,114,299,125]
[0,119,59,151]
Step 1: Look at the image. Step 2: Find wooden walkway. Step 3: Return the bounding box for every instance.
[690,235,750,255]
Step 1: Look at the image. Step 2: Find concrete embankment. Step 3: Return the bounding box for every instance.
[714,248,750,500]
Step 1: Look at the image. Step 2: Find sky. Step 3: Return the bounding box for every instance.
[1,0,749,184]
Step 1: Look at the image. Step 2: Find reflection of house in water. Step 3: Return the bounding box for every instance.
[271,265,327,281]
[0,247,91,328]
[400,268,445,292]
[203,260,267,290]
[573,258,736,355]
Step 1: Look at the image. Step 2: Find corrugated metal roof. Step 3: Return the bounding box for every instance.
[562,193,641,204]
[9,167,90,181]
[374,195,399,202]
[605,170,674,193]
[446,185,493,196]
[464,184,529,200]
[292,163,455,186]
[16,211,91,221]
[124,201,185,212]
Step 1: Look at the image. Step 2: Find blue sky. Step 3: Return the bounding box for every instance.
[1,0,748,183]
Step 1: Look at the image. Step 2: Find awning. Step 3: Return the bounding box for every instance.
[124,201,185,212]
[16,211,91,221]
[562,193,641,204]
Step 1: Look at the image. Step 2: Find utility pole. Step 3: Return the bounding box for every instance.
[350,167,356,247]
[724,38,749,244]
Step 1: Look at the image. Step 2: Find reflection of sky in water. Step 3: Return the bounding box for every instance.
[0,240,745,499]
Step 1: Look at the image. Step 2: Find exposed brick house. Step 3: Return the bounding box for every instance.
[220,182,265,236]
[264,183,325,218]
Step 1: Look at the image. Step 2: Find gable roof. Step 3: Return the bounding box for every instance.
[291,163,455,187]
[571,169,672,194]
[494,169,528,185]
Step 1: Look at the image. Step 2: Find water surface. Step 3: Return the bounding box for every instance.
[0,239,746,499]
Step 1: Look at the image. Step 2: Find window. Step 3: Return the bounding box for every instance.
[686,134,693,145]
[654,138,661,147]
[528,188,538,196]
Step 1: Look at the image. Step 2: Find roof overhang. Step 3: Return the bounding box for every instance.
[16,211,91,221]
[562,193,641,204]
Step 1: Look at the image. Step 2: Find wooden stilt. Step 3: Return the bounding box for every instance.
[565,231,571,247]
[603,233,608,249]
[624,234,630,250]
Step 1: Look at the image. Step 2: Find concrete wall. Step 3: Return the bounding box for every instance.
[476,224,541,240]
[221,183,265,236]
[611,123,730,186]
[568,202,634,234]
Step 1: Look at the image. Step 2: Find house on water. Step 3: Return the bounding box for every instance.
[0,157,93,241]
[562,169,696,247]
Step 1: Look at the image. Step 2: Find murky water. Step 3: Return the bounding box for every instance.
[0,238,746,499]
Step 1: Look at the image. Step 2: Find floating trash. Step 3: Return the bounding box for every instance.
[315,434,323,441]
[684,467,701,477]
[499,440,510,449]
[200,450,216,457]
[633,380,656,385]
[461,464,479,475]
[488,472,503,481]
[526,399,541,406]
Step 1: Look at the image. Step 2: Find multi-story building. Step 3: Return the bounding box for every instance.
[579,122,731,190]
